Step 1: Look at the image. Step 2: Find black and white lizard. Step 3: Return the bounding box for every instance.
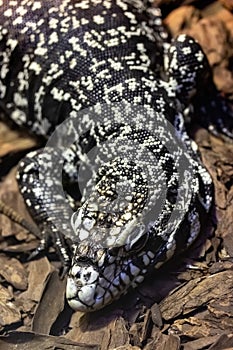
[1,0,229,312]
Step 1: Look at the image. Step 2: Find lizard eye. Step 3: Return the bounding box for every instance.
[128,232,149,253]
[125,224,148,253]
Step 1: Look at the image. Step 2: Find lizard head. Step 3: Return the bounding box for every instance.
[66,223,151,312]
[66,161,152,311]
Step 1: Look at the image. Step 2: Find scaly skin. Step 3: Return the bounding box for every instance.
[0,0,214,311]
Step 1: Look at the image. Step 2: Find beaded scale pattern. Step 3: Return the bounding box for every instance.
[0,0,215,311]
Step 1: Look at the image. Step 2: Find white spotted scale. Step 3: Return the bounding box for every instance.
[0,0,215,311]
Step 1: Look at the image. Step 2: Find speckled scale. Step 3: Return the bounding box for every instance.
[0,0,214,311]
[0,0,167,135]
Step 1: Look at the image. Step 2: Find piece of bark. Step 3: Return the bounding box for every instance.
[208,333,233,350]
[66,311,130,350]
[0,167,38,239]
[1,240,39,253]
[19,257,54,303]
[32,270,67,335]
[164,6,202,36]
[182,335,223,350]
[160,270,233,320]
[215,186,233,254]
[172,309,233,338]
[0,285,21,331]
[196,134,233,259]
[128,324,142,348]
[112,346,141,350]
[0,331,99,350]
[143,332,180,350]
[219,0,233,11]
[0,254,28,290]
[150,303,163,328]
[0,122,37,158]
[140,310,153,343]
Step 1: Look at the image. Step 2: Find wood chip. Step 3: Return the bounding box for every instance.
[160,270,233,320]
[32,271,67,335]
[0,122,37,158]
[0,285,21,330]
[19,257,53,303]
[150,303,163,328]
[182,335,223,350]
[66,313,130,350]
[143,332,180,350]
[0,331,99,350]
[0,254,28,290]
